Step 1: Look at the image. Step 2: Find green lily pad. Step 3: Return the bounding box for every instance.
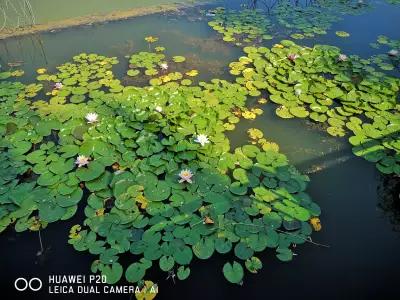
[223,261,244,284]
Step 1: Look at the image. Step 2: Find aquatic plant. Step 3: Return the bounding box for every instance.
[194,134,210,147]
[54,82,63,90]
[369,36,400,71]
[37,68,46,74]
[335,31,350,38]
[207,1,371,45]
[186,70,199,77]
[178,168,194,183]
[274,4,333,37]
[160,62,169,70]
[287,53,299,61]
[388,49,399,57]
[145,36,159,43]
[338,54,348,62]
[228,40,400,175]
[145,36,159,50]
[85,112,99,124]
[75,155,90,168]
[0,45,321,286]
[125,43,196,87]
[207,8,272,46]
[386,0,400,4]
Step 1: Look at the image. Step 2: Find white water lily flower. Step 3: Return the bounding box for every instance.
[194,134,210,147]
[75,155,90,168]
[54,82,63,90]
[85,112,99,124]
[155,106,163,113]
[388,49,399,57]
[338,54,348,62]
[160,63,169,70]
[178,169,193,184]
[295,89,302,96]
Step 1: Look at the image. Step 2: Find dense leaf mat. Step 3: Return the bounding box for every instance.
[0,49,321,285]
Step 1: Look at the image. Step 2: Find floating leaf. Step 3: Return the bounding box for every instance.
[223,261,244,284]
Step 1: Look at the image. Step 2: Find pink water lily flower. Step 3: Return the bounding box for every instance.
[54,82,63,90]
[178,169,193,184]
[287,54,300,62]
[75,155,90,168]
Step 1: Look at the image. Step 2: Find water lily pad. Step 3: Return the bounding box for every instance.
[245,256,262,273]
[223,261,244,284]
[76,161,105,181]
[335,31,350,37]
[172,56,186,63]
[126,263,146,283]
[177,266,190,280]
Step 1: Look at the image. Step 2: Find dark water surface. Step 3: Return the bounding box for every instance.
[0,1,399,299]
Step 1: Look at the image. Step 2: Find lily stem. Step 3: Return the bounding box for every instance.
[38,229,44,254]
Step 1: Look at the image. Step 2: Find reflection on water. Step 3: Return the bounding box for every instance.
[0,0,211,27]
[166,29,233,55]
[378,175,400,231]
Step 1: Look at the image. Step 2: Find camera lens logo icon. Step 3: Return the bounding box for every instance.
[14,278,42,291]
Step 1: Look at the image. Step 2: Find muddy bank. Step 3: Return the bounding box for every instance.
[0,2,202,40]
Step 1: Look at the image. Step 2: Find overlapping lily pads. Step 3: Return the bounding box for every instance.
[207,8,272,46]
[0,41,322,287]
[228,40,400,174]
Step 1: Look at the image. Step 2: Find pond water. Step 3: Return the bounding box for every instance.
[0,0,400,299]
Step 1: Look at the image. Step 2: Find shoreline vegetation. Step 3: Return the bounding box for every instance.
[0,2,201,40]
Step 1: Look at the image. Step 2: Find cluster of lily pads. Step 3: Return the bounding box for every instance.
[126,37,200,87]
[207,1,370,43]
[274,2,340,39]
[0,44,321,286]
[228,40,400,175]
[276,0,371,39]
[369,35,400,71]
[207,7,272,46]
